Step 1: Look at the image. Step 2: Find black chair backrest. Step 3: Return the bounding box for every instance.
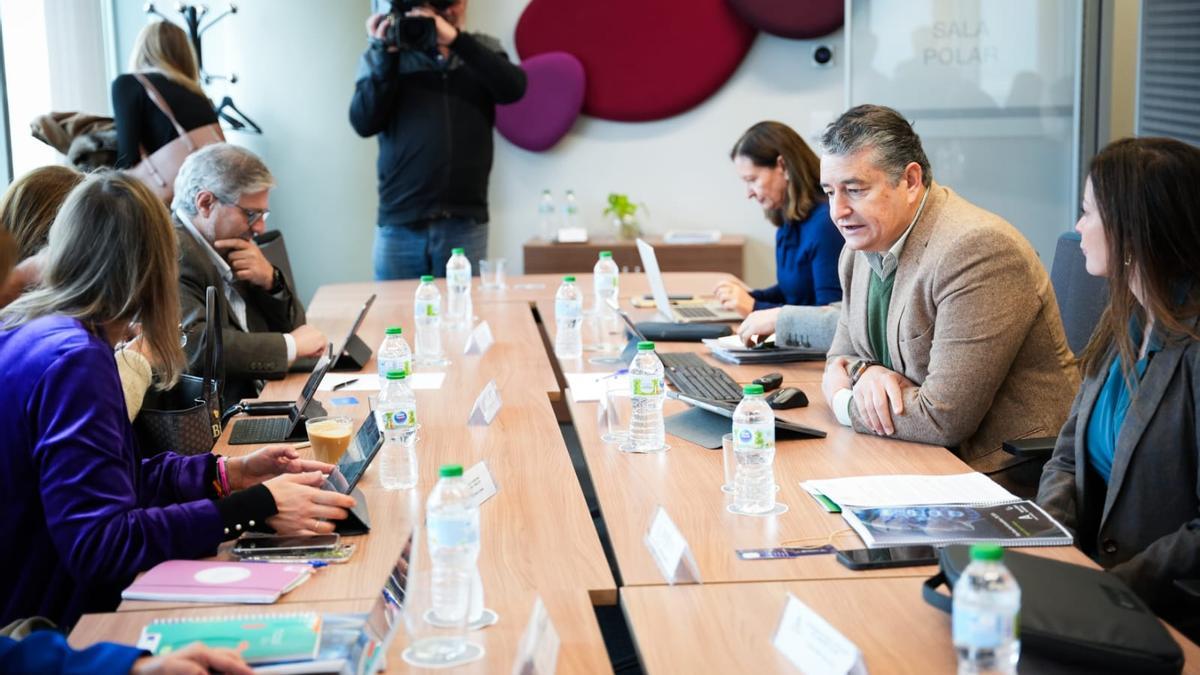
[255,230,297,295]
[1050,231,1109,356]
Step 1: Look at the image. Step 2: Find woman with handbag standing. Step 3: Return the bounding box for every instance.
[0,172,357,629]
[1037,137,1200,641]
[112,21,223,201]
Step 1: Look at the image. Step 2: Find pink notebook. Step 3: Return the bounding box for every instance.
[122,560,313,604]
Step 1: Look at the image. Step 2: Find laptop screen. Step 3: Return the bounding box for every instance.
[325,412,383,495]
[635,238,674,321]
[287,353,333,427]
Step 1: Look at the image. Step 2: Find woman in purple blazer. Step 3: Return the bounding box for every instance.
[0,172,356,629]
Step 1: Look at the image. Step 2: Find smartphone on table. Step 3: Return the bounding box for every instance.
[232,533,340,556]
[835,545,938,570]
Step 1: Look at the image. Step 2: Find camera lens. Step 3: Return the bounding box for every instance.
[812,45,833,66]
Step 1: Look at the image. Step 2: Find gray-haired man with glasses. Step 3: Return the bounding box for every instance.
[172,143,327,406]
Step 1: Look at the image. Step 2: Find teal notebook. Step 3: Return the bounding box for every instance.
[139,613,322,665]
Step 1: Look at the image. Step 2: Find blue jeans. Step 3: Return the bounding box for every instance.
[373,217,489,280]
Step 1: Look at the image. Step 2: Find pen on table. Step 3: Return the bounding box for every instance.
[332,378,358,391]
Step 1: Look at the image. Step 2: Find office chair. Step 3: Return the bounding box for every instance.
[1001,231,1110,467]
[255,230,297,296]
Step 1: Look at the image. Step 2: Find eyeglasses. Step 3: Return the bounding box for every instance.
[219,198,270,227]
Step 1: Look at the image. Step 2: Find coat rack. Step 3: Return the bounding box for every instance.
[144,2,262,134]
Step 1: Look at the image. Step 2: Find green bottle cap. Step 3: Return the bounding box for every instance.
[563,275,576,282]
[385,326,403,335]
[970,544,1004,561]
[599,251,613,259]
[386,371,406,380]
[439,464,464,478]
[637,341,655,351]
[743,384,764,395]
[451,248,465,255]
[420,275,434,282]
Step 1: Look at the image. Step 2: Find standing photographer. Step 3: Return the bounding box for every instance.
[350,1,526,280]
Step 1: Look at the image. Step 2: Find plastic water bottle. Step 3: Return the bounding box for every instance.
[426,464,481,626]
[376,371,418,490]
[593,250,621,349]
[627,341,665,451]
[562,189,582,231]
[537,189,558,241]
[414,275,443,364]
[445,248,472,330]
[554,275,583,359]
[732,384,776,514]
[954,544,1021,675]
[377,326,412,379]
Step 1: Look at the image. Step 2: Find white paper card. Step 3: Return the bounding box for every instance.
[511,596,560,675]
[464,320,495,356]
[773,594,867,675]
[464,461,498,508]
[565,372,627,403]
[468,379,502,426]
[555,227,588,243]
[318,372,446,392]
[643,507,701,585]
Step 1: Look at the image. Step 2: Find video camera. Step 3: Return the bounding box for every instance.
[387,0,457,52]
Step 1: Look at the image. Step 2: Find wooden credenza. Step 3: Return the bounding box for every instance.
[522,236,744,278]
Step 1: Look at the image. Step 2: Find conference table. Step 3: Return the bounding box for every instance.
[69,272,1200,673]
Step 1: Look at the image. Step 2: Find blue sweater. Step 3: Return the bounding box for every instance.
[0,316,225,629]
[0,632,144,675]
[749,201,844,310]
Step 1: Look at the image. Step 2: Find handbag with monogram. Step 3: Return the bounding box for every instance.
[125,72,224,203]
[134,286,223,457]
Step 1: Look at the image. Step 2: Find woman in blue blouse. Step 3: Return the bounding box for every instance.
[714,121,844,318]
[1037,137,1200,640]
[0,172,356,629]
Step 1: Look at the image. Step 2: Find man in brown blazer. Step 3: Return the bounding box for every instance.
[172,144,328,407]
[816,105,1079,488]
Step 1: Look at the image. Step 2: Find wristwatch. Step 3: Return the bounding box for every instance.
[268,267,285,294]
[849,359,882,387]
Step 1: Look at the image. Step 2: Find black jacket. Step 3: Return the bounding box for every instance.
[349,32,526,227]
[111,72,218,169]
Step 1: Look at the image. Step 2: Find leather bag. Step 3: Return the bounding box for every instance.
[125,72,224,203]
[134,286,223,457]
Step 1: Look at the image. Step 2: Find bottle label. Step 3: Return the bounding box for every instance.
[631,376,663,397]
[380,358,412,378]
[448,269,470,288]
[416,300,439,318]
[733,422,774,451]
[428,514,476,548]
[378,407,417,430]
[555,299,581,320]
[952,606,1016,650]
[595,274,618,292]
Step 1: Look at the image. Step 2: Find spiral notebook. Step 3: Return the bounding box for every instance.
[842,500,1074,549]
[139,613,322,666]
[121,560,312,604]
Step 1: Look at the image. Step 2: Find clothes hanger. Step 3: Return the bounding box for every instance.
[215,96,262,135]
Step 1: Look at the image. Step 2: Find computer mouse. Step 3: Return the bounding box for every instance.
[766,387,808,410]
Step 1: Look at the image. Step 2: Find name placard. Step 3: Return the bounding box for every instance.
[464,461,498,508]
[464,320,495,356]
[468,379,502,426]
[511,596,560,675]
[772,594,866,675]
[643,506,701,585]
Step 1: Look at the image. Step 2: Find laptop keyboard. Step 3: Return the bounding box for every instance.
[658,352,743,402]
[675,305,720,319]
[228,417,291,445]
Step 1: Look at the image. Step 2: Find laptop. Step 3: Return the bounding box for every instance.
[323,412,383,496]
[331,294,377,371]
[228,353,333,444]
[635,238,742,323]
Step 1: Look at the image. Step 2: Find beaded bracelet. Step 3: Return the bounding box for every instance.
[217,456,232,497]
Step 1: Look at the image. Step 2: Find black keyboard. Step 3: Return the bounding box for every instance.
[228,417,293,445]
[675,306,719,319]
[658,352,743,402]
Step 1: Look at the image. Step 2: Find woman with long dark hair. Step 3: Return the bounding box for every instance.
[1038,137,1200,638]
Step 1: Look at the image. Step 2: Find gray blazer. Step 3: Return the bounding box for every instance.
[1038,318,1200,623]
[176,223,306,406]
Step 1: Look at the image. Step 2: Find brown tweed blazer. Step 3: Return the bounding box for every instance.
[828,182,1080,472]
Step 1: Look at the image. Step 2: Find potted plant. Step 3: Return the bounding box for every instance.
[603,193,643,240]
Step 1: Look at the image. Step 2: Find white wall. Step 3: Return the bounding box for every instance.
[112,1,845,304]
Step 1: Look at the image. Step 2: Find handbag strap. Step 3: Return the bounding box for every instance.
[132,72,196,151]
[201,286,224,402]
[921,571,953,613]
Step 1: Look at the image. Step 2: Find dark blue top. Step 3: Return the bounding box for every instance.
[0,316,224,628]
[0,631,144,674]
[749,201,844,310]
[1086,317,1164,483]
